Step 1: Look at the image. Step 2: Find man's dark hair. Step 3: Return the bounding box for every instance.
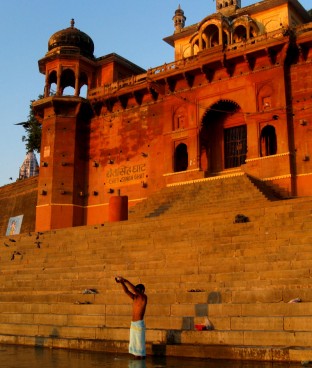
[135,284,145,293]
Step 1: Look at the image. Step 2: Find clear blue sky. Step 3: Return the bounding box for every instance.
[0,0,310,187]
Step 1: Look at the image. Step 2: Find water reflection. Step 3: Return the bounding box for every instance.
[0,345,302,368]
[128,360,146,368]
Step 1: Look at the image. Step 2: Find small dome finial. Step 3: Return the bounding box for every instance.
[70,19,75,28]
[173,5,186,33]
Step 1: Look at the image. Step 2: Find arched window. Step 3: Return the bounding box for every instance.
[79,72,88,97]
[62,86,75,95]
[260,125,277,157]
[47,71,57,96]
[60,69,75,95]
[203,24,220,48]
[174,143,188,172]
[233,25,247,43]
[79,85,88,98]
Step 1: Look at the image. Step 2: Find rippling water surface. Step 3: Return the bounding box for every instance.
[0,345,303,368]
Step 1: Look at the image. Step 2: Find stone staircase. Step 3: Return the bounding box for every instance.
[128,172,282,220]
[0,174,311,362]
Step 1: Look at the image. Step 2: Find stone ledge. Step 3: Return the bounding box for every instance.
[0,333,311,363]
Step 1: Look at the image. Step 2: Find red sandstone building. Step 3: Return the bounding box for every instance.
[27,0,312,231]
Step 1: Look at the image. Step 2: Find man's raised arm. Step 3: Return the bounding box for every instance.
[115,276,137,299]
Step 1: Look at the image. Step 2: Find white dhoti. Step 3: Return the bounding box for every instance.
[129,320,146,357]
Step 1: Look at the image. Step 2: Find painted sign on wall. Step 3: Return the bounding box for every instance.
[6,215,24,236]
[106,163,146,186]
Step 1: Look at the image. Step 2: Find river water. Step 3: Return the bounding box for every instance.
[0,345,303,368]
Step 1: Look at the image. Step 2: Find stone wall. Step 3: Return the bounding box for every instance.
[0,177,38,236]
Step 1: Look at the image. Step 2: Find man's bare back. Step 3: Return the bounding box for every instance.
[115,277,147,321]
[132,292,147,321]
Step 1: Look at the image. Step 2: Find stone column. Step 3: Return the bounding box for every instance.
[74,67,80,96]
[56,66,61,96]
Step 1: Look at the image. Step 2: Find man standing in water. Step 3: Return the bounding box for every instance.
[115,276,147,359]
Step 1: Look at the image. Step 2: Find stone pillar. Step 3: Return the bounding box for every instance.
[199,30,203,51]
[75,68,79,96]
[44,74,50,97]
[247,25,251,40]
[56,66,61,96]
[219,27,223,46]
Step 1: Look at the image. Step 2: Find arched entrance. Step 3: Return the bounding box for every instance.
[200,100,247,173]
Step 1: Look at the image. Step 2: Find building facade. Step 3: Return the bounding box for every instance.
[33,0,312,231]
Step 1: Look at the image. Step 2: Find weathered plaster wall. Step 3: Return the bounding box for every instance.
[0,177,38,236]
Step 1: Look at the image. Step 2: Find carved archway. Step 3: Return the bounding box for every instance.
[200,100,247,173]
[46,70,57,96]
[60,68,75,95]
[203,24,220,48]
[233,25,247,43]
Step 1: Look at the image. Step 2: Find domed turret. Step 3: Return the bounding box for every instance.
[173,5,186,33]
[48,19,94,59]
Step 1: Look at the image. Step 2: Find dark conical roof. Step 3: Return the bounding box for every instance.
[48,19,94,59]
[175,4,185,16]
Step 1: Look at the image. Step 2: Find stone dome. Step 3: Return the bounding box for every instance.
[48,19,94,59]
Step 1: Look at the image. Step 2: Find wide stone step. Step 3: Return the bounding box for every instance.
[1,266,310,293]
[0,320,310,349]
[179,329,312,347]
[161,344,312,362]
